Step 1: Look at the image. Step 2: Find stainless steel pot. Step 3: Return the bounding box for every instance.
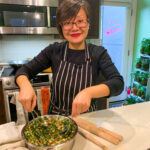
[9,60,30,73]
[21,115,78,150]
[9,60,30,68]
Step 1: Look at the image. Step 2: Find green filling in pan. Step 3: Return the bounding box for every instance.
[24,116,76,146]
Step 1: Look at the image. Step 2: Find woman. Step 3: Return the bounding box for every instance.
[15,0,124,117]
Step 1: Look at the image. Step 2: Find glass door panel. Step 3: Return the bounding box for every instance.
[101,5,130,102]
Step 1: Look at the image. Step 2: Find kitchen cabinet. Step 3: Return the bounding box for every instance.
[0,80,7,124]
[58,0,100,39]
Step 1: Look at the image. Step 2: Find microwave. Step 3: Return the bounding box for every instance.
[0,0,58,34]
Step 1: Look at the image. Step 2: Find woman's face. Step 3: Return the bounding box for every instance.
[61,8,89,49]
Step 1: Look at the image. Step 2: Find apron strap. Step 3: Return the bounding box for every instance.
[85,43,91,62]
[50,100,71,116]
[63,43,68,61]
[63,42,91,62]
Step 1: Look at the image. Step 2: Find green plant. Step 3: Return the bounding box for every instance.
[141,57,149,71]
[137,89,141,97]
[125,96,136,105]
[136,58,141,68]
[140,73,148,86]
[140,38,150,55]
[132,84,140,95]
[135,97,142,103]
[134,71,141,83]
[140,87,146,100]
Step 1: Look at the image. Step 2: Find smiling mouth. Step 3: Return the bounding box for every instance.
[71,33,81,37]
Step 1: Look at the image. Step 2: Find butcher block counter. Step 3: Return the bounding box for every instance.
[0,102,150,150]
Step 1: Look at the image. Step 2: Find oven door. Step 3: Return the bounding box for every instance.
[4,86,50,124]
[4,90,19,123]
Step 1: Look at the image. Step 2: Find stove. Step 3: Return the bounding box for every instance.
[1,65,52,89]
[0,66,13,77]
[0,65,52,123]
[2,73,52,90]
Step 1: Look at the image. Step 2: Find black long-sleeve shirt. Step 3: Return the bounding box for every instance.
[15,42,124,97]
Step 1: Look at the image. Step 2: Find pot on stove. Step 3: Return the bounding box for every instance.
[8,60,30,74]
[9,60,30,67]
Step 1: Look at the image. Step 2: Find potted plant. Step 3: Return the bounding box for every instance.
[140,73,148,86]
[141,57,149,71]
[136,97,142,103]
[132,84,139,95]
[140,39,146,54]
[144,39,150,55]
[134,71,141,83]
[140,87,146,100]
[140,38,150,55]
[125,96,136,105]
[136,58,141,68]
[137,89,142,97]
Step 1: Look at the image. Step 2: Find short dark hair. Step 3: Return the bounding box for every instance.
[56,0,91,38]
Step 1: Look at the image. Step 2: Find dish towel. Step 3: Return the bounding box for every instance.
[37,88,50,115]
[0,123,29,150]
[37,89,43,114]
[0,122,22,145]
[41,88,50,115]
[0,140,26,150]
[15,92,27,125]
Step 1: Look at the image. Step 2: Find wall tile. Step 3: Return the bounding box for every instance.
[0,35,99,62]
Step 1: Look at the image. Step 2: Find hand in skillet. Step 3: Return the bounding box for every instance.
[17,75,36,112]
[71,89,92,117]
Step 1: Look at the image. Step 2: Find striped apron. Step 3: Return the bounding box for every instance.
[48,43,96,115]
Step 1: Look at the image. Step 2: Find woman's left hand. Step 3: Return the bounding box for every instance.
[71,89,92,117]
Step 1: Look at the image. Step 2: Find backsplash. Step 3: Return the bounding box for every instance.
[0,35,100,62]
[0,35,62,62]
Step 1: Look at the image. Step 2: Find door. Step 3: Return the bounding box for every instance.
[100,2,131,102]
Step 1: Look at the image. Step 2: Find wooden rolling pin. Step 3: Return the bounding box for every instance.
[78,127,109,150]
[98,126,123,141]
[73,117,122,145]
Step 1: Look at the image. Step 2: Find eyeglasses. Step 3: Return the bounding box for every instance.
[61,19,89,31]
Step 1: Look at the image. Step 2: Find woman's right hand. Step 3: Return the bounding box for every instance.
[16,75,36,112]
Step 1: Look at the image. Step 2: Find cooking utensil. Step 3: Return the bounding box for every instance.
[22,115,78,150]
[60,119,71,134]
[78,127,109,150]
[98,126,122,141]
[31,110,48,127]
[73,117,122,145]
